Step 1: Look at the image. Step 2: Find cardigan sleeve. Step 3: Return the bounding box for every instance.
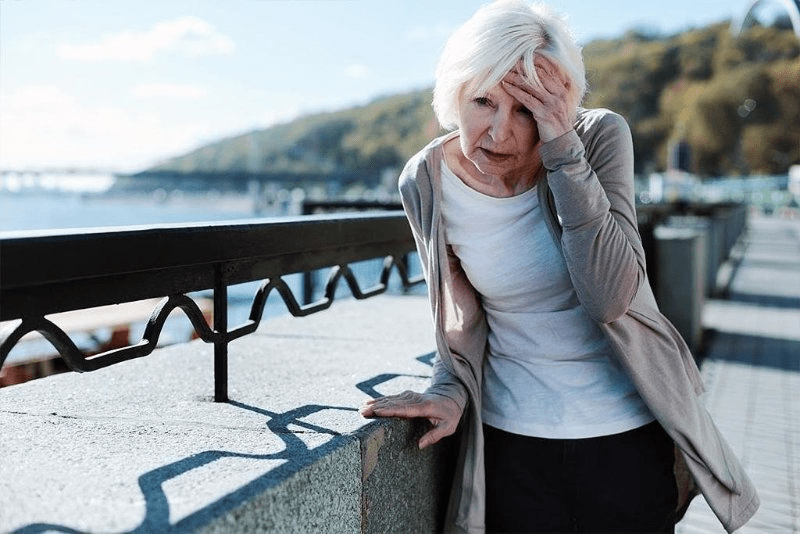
[398,152,470,413]
[538,110,647,323]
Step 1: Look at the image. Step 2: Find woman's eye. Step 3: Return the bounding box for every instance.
[474,97,491,106]
[517,106,533,117]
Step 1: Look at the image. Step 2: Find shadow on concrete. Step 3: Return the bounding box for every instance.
[355,351,435,398]
[11,360,437,534]
[12,403,356,534]
[702,330,800,373]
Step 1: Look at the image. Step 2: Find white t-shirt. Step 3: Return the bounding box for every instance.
[440,160,653,439]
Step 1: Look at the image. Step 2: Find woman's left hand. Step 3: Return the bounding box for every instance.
[359,390,462,449]
[502,55,576,143]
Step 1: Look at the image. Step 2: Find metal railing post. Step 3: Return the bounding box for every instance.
[303,271,315,304]
[214,265,228,402]
[401,253,411,294]
[301,201,315,305]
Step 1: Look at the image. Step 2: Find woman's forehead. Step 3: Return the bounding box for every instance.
[461,65,537,99]
[461,72,504,98]
[460,80,527,110]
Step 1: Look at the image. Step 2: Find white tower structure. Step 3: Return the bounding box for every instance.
[732,0,800,38]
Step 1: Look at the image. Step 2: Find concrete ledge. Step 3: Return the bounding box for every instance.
[0,295,454,533]
[359,418,455,534]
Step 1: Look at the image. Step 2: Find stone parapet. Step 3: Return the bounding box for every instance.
[0,295,454,533]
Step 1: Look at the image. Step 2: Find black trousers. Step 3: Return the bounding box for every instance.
[484,421,677,534]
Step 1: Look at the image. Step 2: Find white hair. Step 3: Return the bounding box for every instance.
[433,0,586,130]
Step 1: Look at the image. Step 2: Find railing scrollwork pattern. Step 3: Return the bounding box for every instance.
[0,211,423,400]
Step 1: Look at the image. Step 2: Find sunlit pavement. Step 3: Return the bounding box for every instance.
[677,213,800,533]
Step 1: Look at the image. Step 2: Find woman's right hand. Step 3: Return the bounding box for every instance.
[359,391,462,449]
[502,56,576,143]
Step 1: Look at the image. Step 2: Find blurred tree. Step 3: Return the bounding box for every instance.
[584,22,799,176]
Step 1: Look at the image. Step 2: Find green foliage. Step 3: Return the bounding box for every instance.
[148,89,443,179]
[151,22,799,180]
[584,22,800,176]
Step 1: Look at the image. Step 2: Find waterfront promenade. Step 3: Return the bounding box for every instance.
[677,213,800,533]
[1,211,798,532]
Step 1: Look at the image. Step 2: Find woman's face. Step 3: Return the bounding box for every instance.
[457,81,542,184]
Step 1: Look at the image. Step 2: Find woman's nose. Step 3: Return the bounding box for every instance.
[489,110,512,143]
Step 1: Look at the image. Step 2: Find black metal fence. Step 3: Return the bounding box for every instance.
[0,212,423,401]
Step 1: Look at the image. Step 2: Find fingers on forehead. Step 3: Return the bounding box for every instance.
[534,55,560,74]
[502,68,523,83]
[508,59,525,77]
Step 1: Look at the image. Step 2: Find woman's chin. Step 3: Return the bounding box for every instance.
[471,158,516,180]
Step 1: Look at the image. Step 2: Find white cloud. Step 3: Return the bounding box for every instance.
[9,85,73,107]
[57,16,234,62]
[344,63,370,79]
[134,83,207,100]
[0,84,215,171]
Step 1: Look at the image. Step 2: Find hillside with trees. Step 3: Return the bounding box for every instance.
[142,91,443,181]
[144,22,799,181]
[583,22,800,175]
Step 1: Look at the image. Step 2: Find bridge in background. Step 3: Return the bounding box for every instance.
[0,168,119,192]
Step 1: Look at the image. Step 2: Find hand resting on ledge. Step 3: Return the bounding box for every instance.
[360,391,462,449]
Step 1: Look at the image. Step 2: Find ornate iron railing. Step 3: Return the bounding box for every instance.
[0,212,424,401]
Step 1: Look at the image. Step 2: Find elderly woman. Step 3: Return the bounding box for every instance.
[361,1,758,533]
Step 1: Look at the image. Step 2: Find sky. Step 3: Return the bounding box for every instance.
[0,0,746,173]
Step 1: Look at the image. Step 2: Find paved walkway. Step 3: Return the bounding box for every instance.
[677,213,800,533]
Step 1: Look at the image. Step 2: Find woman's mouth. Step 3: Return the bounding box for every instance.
[479,147,512,161]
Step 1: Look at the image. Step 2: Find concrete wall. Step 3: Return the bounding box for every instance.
[0,295,455,533]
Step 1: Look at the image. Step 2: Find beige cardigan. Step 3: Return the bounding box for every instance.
[398,108,759,534]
